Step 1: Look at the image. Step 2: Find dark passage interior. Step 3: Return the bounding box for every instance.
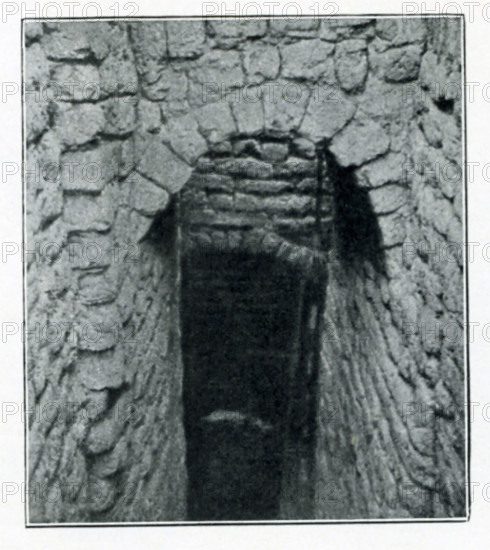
[182,250,318,521]
[179,135,333,521]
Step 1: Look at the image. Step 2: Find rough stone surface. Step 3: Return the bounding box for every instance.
[188,50,245,106]
[101,99,137,136]
[25,17,464,523]
[131,170,170,215]
[300,93,356,141]
[54,103,106,147]
[334,39,368,91]
[243,43,280,84]
[167,20,206,58]
[382,45,424,83]
[128,22,167,85]
[78,348,125,390]
[207,20,267,48]
[137,137,192,194]
[194,102,237,144]
[281,40,335,81]
[60,142,121,193]
[161,113,208,164]
[330,118,391,167]
[262,81,310,133]
[230,90,264,135]
[50,63,101,102]
[63,185,117,232]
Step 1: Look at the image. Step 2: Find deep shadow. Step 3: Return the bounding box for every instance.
[322,149,386,275]
[181,251,303,521]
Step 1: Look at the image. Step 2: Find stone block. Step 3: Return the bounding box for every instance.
[433,196,455,237]
[85,477,115,513]
[42,23,96,61]
[131,170,170,216]
[77,302,120,352]
[38,178,63,229]
[334,39,368,92]
[263,81,310,134]
[25,132,61,191]
[279,157,318,179]
[128,22,167,84]
[230,91,264,135]
[231,138,261,157]
[187,172,234,193]
[85,416,121,455]
[137,138,192,194]
[260,142,289,162]
[54,103,105,147]
[419,50,461,104]
[61,142,120,192]
[48,22,112,61]
[270,18,320,37]
[441,115,461,161]
[129,209,155,242]
[194,102,237,145]
[146,65,189,110]
[420,112,443,148]
[167,20,206,58]
[101,99,136,136]
[243,43,280,84]
[137,99,161,134]
[67,232,113,271]
[375,18,427,47]
[360,75,416,119]
[77,271,118,306]
[209,157,274,179]
[98,31,138,97]
[207,20,267,48]
[234,193,313,215]
[50,63,100,102]
[356,152,405,188]
[281,39,335,81]
[233,178,292,195]
[208,193,234,211]
[25,42,51,91]
[377,212,406,248]
[63,184,117,232]
[25,93,49,144]
[161,113,208,164]
[383,45,423,83]
[299,92,356,141]
[188,50,245,106]
[292,137,316,159]
[368,184,408,215]
[92,438,128,478]
[329,118,391,167]
[25,21,43,44]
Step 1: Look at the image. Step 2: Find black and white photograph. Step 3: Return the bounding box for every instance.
[21,14,467,525]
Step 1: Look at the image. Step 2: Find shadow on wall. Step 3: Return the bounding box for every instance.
[322,148,386,275]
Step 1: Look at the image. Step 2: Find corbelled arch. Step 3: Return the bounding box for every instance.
[127,87,361,235]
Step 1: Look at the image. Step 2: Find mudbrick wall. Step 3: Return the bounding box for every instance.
[24,16,464,521]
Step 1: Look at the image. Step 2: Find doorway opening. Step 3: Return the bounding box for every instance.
[180,135,330,520]
[181,249,324,520]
